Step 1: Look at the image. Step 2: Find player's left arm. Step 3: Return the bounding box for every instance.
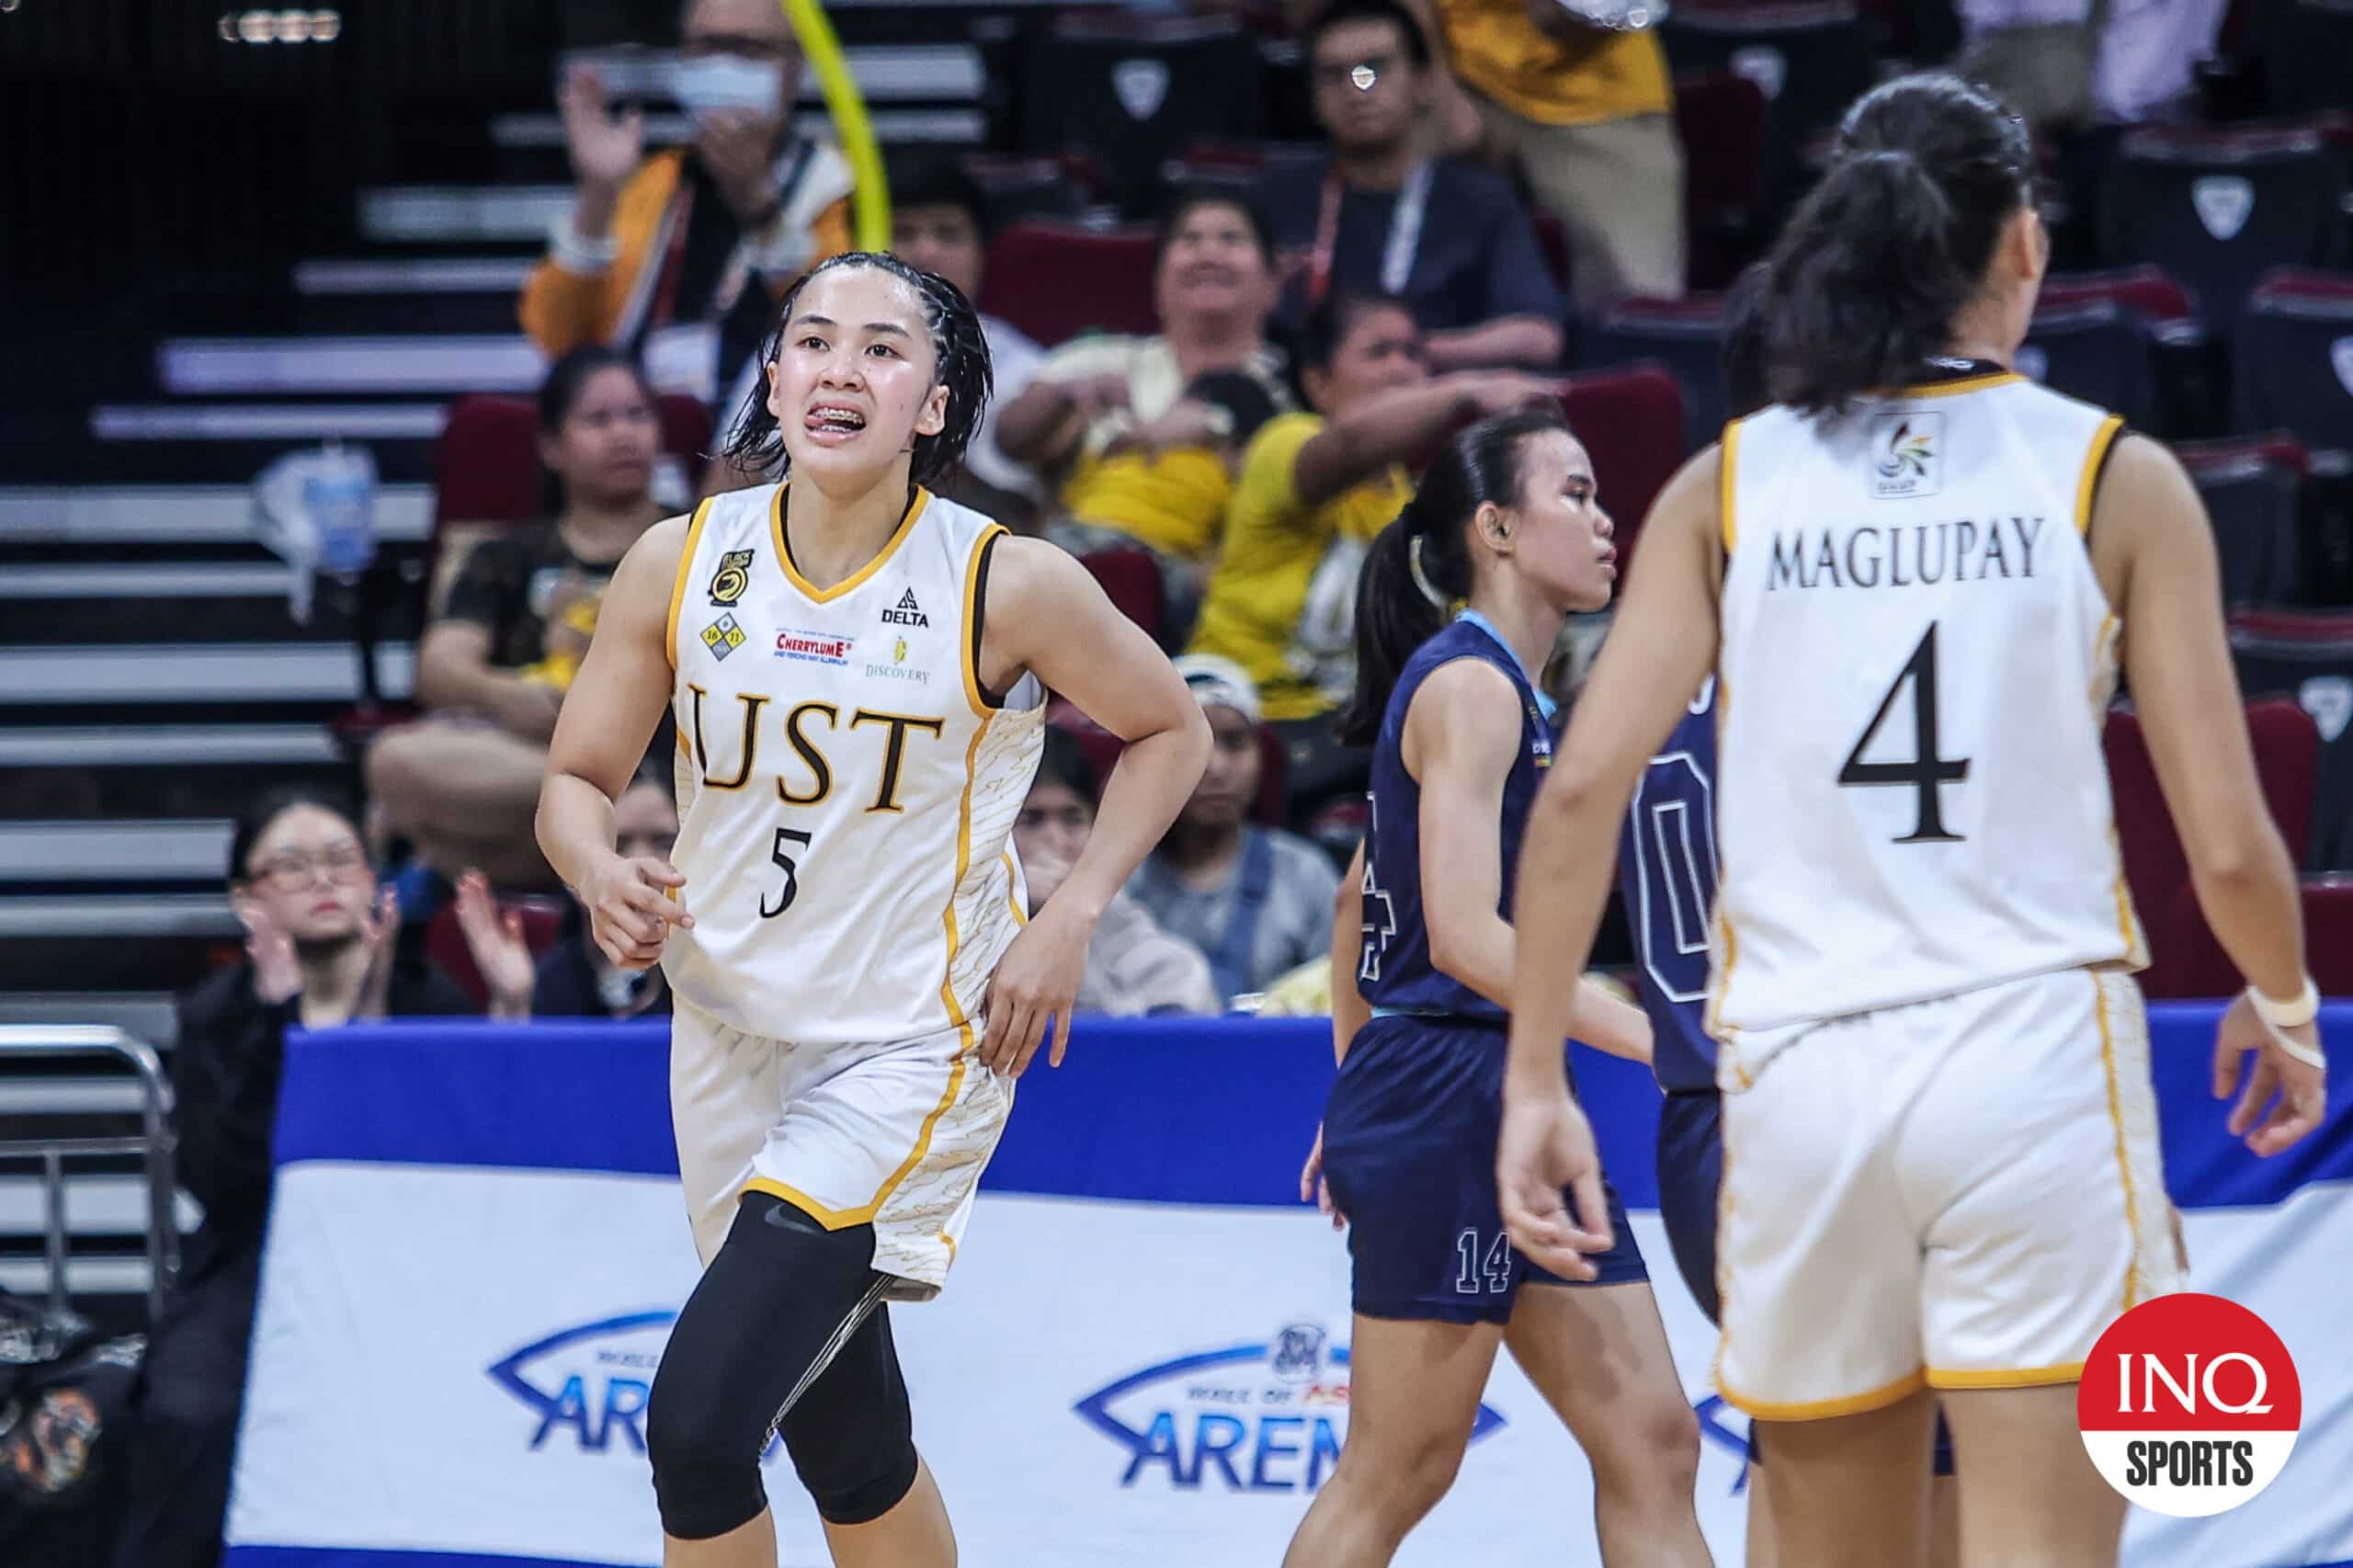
[975,537,1214,1074]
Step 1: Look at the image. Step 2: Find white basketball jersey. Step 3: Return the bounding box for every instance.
[661,483,1044,1047]
[1709,369,2148,1051]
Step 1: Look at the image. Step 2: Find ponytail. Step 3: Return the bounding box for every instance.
[1333,404,1568,747]
[1753,74,2033,416]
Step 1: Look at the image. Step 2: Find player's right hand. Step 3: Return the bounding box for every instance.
[2211,990,2326,1157]
[1496,1091,1613,1281]
[580,852,691,971]
[1300,1123,1344,1230]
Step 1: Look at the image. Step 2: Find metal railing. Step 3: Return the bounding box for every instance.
[0,1025,178,1322]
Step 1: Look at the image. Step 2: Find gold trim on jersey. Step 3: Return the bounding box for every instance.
[961,523,1009,720]
[2087,613,2146,963]
[664,498,716,671]
[2094,971,2144,1315]
[2076,415,2127,536]
[743,1057,968,1229]
[1003,850,1028,926]
[1718,420,1741,556]
[1718,1367,1928,1422]
[938,718,988,1051]
[1895,369,2026,399]
[1702,671,1749,1087]
[1927,1362,2087,1391]
[771,483,931,604]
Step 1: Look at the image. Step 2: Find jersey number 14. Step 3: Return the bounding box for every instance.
[1839,623,1971,844]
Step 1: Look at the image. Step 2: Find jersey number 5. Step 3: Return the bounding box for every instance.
[760,827,813,918]
[1839,623,1970,843]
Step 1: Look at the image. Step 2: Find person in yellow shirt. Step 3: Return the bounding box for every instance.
[995,192,1291,634]
[1404,0,1686,301]
[520,0,854,405]
[1191,292,1558,810]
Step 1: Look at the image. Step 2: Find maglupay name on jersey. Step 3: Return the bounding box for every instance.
[1766,515,2045,593]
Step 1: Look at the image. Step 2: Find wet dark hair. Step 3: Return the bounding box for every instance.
[228,783,366,886]
[1301,290,1415,375]
[1304,0,1429,65]
[1031,726,1100,811]
[1153,187,1276,278]
[884,147,990,236]
[718,251,993,486]
[538,346,656,511]
[1721,261,1773,421]
[1752,73,2033,416]
[1335,404,1572,746]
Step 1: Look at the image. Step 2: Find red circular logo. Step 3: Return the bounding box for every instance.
[2077,1293,2302,1517]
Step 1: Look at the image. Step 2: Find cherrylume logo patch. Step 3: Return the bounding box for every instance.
[2077,1293,2301,1517]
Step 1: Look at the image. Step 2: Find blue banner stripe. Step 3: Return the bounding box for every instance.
[227,1551,639,1568]
[273,1006,2353,1211]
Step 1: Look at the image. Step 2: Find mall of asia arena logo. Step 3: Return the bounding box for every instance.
[485,1311,783,1462]
[1073,1324,1506,1493]
[2078,1292,2302,1518]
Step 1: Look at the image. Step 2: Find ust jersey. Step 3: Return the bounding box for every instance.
[1617,676,1720,1094]
[1358,614,1557,1025]
[662,483,1045,1047]
[1711,366,2146,1060]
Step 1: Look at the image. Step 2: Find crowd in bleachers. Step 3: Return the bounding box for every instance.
[16,0,2353,1560]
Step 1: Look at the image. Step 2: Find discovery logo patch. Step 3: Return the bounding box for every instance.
[1074,1323,1504,1493]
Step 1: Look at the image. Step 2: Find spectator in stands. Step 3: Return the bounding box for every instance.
[1128,657,1341,1002]
[882,149,1048,527]
[1264,0,1563,369]
[111,787,503,1568]
[368,348,666,889]
[1956,0,2225,128]
[1381,0,1684,302]
[1192,293,1558,812]
[522,0,853,407]
[531,765,680,1019]
[1017,729,1222,1016]
[995,191,1290,628]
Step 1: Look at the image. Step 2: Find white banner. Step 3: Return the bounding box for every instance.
[231,1164,2353,1567]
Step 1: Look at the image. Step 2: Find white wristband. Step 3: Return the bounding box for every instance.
[549,215,620,275]
[2247,980,2326,1072]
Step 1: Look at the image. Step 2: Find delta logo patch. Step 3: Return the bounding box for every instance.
[1869,412,1942,499]
[699,613,746,661]
[882,586,929,628]
[708,550,753,607]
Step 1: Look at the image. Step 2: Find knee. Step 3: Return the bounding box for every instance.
[363,726,433,820]
[1339,1425,1469,1526]
[644,1358,770,1541]
[784,1408,918,1526]
[1592,1393,1702,1495]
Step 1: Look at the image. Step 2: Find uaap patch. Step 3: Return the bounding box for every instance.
[699,613,746,660]
[1870,413,1942,500]
[708,550,753,607]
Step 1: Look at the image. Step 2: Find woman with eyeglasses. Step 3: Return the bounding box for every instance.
[109,786,516,1568]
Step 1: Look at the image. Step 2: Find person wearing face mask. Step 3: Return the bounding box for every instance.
[1190,291,1560,813]
[995,191,1293,632]
[531,765,681,1019]
[108,788,507,1568]
[521,0,855,409]
[1016,729,1221,1017]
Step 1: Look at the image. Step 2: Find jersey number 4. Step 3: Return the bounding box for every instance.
[1839,623,1971,843]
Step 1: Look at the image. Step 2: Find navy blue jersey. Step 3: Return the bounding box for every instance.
[1358,614,1556,1023]
[1616,676,1722,1092]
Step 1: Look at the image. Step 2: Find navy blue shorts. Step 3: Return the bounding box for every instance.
[1322,1016,1647,1326]
[1655,1089,1954,1475]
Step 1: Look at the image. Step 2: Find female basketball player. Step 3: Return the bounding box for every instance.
[1498,74,2327,1568]
[538,251,1211,1568]
[1283,406,1715,1568]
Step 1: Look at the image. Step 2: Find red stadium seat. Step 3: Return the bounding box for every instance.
[2234,268,2353,455]
[2230,609,2353,869]
[1078,548,1165,645]
[2103,706,2188,932]
[1577,294,1731,452]
[1671,71,1768,290]
[2037,266,2200,324]
[1017,15,1266,215]
[983,222,1159,348]
[1658,2,1873,153]
[1556,366,1688,573]
[962,153,1097,226]
[424,895,569,1007]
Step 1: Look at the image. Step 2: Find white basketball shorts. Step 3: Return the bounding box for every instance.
[669,998,1013,1300]
[1714,966,2181,1420]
